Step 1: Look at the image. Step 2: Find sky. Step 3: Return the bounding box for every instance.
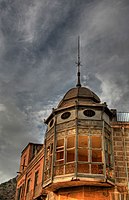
[0,0,129,183]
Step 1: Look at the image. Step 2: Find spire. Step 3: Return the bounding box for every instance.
[76,36,81,87]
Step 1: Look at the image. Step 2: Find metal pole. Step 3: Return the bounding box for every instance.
[75,101,78,179]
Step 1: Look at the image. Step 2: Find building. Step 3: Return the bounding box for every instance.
[15,42,129,200]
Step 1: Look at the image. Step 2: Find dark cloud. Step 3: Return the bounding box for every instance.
[0,0,129,183]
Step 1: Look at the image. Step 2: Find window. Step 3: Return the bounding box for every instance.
[56,151,64,160]
[61,112,71,119]
[45,144,53,168]
[78,133,103,174]
[78,135,88,147]
[78,148,88,161]
[92,150,102,162]
[17,185,25,200]
[67,136,75,148]
[91,136,101,148]
[78,135,88,162]
[26,178,30,194]
[17,187,21,200]
[22,156,26,170]
[67,149,75,162]
[83,109,95,117]
[104,130,114,179]
[54,139,65,176]
[32,145,38,158]
[49,119,54,127]
[91,136,102,162]
[105,138,112,167]
[54,136,76,176]
[66,136,75,163]
[34,171,39,189]
[56,139,64,165]
[44,143,53,181]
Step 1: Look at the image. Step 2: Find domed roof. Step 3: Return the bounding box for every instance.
[58,86,100,108]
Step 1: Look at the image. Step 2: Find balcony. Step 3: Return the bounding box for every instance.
[43,131,115,191]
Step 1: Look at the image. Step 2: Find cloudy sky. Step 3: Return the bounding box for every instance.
[0,0,129,183]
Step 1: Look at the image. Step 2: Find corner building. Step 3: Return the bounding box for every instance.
[16,85,129,200]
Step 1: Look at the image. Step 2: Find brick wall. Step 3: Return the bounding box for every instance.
[113,125,129,192]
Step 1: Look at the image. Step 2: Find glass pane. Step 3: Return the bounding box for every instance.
[57,139,64,148]
[67,149,75,162]
[50,156,52,167]
[78,135,88,147]
[105,140,108,151]
[106,152,112,166]
[34,171,38,187]
[78,163,89,173]
[67,136,75,148]
[78,148,88,161]
[91,136,101,148]
[92,150,102,162]
[26,179,30,193]
[108,142,111,154]
[83,109,95,117]
[50,143,53,154]
[91,164,103,174]
[56,151,64,160]
[105,151,108,163]
[65,163,75,174]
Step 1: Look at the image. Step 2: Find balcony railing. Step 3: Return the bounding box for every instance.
[117,112,129,122]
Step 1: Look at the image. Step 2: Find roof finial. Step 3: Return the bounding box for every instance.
[76,36,81,87]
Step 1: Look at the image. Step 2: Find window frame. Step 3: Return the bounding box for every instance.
[55,138,64,164]
[26,178,31,194]
[78,132,103,174]
[66,135,75,163]
[34,171,39,189]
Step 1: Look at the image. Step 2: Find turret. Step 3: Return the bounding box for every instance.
[42,40,115,190]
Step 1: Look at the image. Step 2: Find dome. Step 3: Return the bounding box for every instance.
[58,86,100,108]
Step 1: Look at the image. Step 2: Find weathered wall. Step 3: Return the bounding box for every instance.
[46,186,115,200]
[16,146,44,200]
[112,124,129,191]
